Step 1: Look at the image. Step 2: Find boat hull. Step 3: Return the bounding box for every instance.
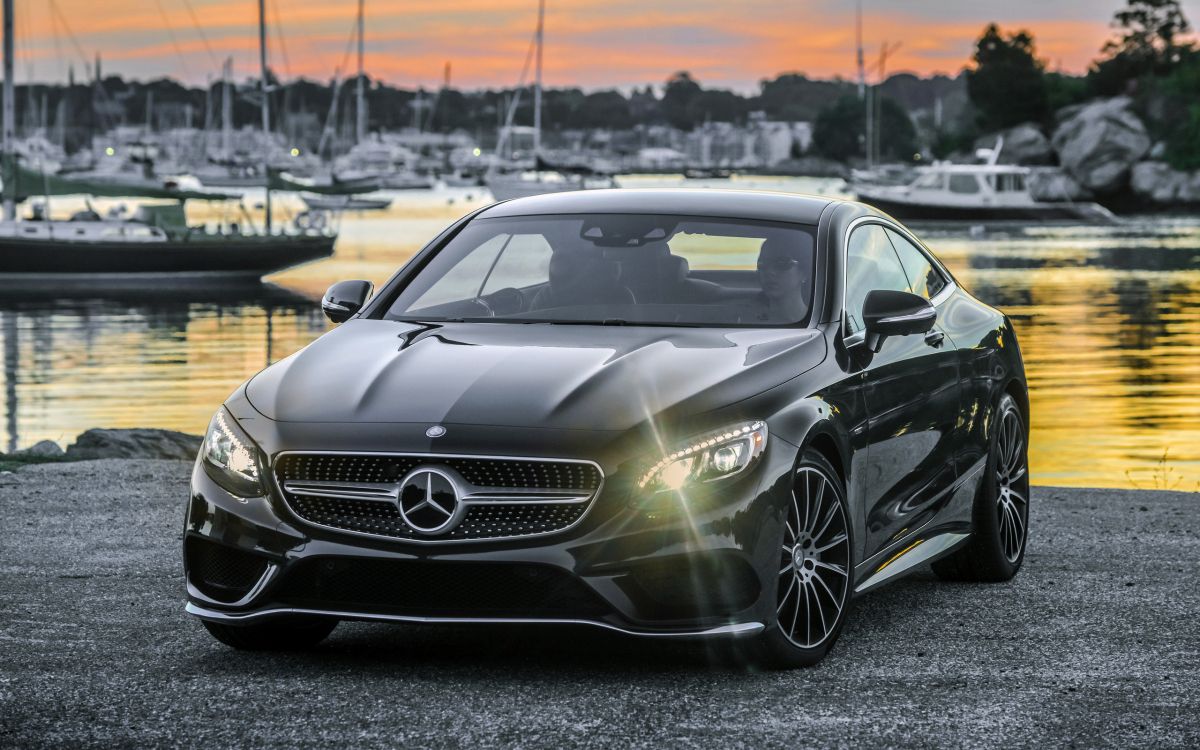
[301,195,392,211]
[855,193,1116,224]
[0,234,336,281]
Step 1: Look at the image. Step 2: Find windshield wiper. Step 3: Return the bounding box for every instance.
[537,318,632,326]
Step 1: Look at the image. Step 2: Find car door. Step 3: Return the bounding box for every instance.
[844,222,961,561]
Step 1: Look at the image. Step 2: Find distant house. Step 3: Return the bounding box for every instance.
[682,117,812,168]
[636,147,687,170]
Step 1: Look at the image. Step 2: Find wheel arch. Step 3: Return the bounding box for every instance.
[801,428,846,486]
[1003,377,1030,436]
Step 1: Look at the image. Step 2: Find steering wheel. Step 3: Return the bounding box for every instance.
[481,287,526,315]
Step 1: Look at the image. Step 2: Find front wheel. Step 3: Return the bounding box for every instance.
[740,450,853,669]
[933,392,1030,582]
[201,616,338,651]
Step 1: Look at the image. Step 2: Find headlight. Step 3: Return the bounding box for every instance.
[639,421,768,494]
[201,407,264,497]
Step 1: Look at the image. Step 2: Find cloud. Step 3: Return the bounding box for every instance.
[15,0,1200,89]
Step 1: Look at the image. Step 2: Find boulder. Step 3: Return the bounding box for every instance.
[1051,97,1151,193]
[1129,161,1200,204]
[65,428,203,460]
[1027,169,1093,202]
[17,440,64,458]
[974,123,1054,165]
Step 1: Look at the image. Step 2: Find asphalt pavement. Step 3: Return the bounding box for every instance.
[1,459,1198,748]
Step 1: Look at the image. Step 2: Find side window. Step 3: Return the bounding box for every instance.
[885,228,948,300]
[480,234,552,294]
[844,225,911,334]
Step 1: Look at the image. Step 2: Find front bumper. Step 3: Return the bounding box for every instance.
[183,438,797,638]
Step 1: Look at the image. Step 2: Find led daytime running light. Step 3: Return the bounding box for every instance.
[638,421,766,489]
[211,409,257,479]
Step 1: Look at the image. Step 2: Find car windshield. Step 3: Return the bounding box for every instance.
[384,213,817,327]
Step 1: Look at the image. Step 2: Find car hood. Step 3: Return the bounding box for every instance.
[245,319,825,432]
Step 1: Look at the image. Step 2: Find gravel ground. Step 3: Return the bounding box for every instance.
[1,459,1198,748]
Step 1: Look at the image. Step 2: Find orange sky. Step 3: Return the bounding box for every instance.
[11,0,1200,90]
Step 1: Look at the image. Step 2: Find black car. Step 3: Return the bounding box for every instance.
[185,189,1030,668]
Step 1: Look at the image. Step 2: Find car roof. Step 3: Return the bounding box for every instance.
[476,188,841,225]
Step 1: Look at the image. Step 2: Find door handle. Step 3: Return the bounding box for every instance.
[924,330,945,348]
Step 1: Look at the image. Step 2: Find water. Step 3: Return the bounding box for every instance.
[2,177,1198,490]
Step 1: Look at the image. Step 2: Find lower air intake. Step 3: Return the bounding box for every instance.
[185,537,270,603]
[273,557,611,618]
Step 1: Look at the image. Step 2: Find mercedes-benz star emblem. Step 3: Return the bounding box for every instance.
[396,467,462,535]
[425,425,446,438]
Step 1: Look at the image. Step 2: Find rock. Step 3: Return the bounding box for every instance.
[16,440,64,458]
[1027,168,1093,202]
[65,428,202,460]
[974,123,1053,165]
[1129,161,1200,204]
[1051,97,1151,193]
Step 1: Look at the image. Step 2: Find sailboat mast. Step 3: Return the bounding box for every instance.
[2,0,15,221]
[533,0,543,157]
[258,0,272,232]
[222,58,233,158]
[356,0,365,144]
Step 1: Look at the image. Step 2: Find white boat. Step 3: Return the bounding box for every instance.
[301,193,392,211]
[855,163,1117,223]
[333,137,434,190]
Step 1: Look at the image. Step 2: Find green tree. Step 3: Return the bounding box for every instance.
[1159,51,1200,168]
[1090,0,1194,94]
[687,89,747,124]
[812,95,916,162]
[567,91,633,130]
[756,73,854,121]
[966,24,1048,131]
[662,72,703,130]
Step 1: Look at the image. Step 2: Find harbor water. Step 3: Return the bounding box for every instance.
[1,176,1197,490]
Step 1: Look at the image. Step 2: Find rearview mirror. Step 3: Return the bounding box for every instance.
[322,280,373,324]
[861,290,936,352]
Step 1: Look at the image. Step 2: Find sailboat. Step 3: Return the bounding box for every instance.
[484,0,614,202]
[314,0,430,196]
[0,0,336,282]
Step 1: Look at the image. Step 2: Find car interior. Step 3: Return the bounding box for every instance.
[386,215,817,326]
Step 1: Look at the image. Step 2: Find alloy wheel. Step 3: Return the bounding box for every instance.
[777,467,850,649]
[995,406,1029,563]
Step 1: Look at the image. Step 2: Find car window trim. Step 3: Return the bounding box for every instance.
[881,226,952,300]
[841,216,957,348]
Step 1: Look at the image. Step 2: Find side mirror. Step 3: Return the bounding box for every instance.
[322,280,373,324]
[861,289,936,353]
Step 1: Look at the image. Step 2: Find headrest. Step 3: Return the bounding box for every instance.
[549,250,621,286]
[662,254,688,283]
[760,236,812,264]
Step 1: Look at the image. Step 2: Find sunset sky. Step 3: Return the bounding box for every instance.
[11,0,1200,91]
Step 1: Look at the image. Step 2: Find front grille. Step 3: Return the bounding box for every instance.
[185,537,270,603]
[274,557,611,617]
[273,453,603,543]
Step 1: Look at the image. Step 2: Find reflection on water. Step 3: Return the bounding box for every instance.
[1,181,1197,490]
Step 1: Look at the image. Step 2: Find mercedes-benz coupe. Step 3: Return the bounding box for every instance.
[184,189,1030,668]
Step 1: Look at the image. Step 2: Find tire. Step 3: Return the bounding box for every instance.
[737,449,854,669]
[201,616,339,651]
[932,392,1030,582]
